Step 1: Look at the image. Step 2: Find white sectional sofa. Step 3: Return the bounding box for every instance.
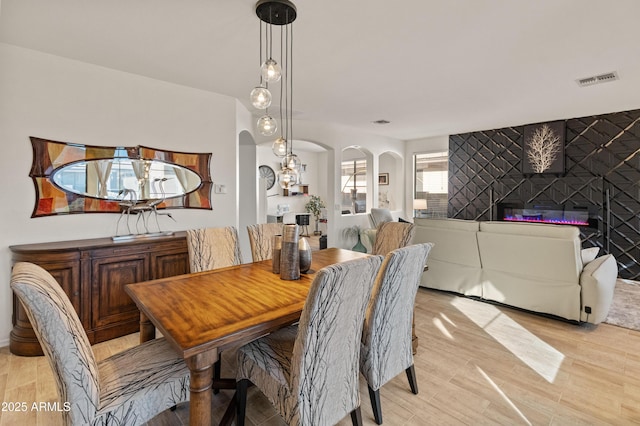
[414,218,618,324]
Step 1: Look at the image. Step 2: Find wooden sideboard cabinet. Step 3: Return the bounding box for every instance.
[10,232,189,356]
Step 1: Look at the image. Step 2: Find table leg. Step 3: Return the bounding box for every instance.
[139,312,155,343]
[186,351,218,426]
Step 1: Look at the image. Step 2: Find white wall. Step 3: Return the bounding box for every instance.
[0,43,242,346]
[238,128,258,260]
[379,152,402,211]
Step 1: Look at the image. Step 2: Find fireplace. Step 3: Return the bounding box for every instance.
[496,202,599,229]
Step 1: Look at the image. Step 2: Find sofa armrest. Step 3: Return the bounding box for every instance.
[579,254,618,324]
[581,247,600,266]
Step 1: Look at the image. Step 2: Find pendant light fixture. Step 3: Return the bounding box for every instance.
[252,0,299,188]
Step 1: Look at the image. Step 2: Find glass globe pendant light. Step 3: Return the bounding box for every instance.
[255,0,300,188]
[272,137,287,157]
[281,153,300,171]
[261,58,281,82]
[277,166,299,189]
[250,86,271,109]
[257,114,277,136]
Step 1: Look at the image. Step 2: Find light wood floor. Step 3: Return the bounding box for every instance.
[2,288,639,425]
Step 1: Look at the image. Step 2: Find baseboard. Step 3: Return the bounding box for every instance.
[0,337,10,350]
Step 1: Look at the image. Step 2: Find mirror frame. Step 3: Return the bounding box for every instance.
[29,137,213,217]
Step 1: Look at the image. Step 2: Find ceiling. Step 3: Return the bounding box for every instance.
[2,0,640,141]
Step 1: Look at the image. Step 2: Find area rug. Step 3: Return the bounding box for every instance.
[604,279,640,331]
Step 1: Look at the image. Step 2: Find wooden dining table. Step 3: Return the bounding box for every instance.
[125,247,369,426]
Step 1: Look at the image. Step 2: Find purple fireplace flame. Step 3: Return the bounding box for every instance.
[497,202,597,228]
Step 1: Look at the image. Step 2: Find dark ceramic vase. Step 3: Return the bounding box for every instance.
[299,237,312,273]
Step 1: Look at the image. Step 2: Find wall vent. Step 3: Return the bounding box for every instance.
[577,71,619,87]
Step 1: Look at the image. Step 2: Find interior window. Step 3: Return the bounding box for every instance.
[341,159,367,214]
[414,152,448,218]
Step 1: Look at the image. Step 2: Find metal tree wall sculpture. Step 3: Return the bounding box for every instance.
[526,124,561,173]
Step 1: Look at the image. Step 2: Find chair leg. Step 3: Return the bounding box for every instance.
[368,385,383,425]
[405,364,418,394]
[350,405,363,426]
[212,357,221,395]
[237,379,249,426]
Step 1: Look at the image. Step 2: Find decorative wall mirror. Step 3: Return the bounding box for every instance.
[29,137,212,217]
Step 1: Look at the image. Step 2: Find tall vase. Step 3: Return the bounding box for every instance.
[352,233,367,253]
[280,224,300,280]
[272,234,282,274]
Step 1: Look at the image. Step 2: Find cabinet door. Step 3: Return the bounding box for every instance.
[91,254,148,342]
[151,250,189,279]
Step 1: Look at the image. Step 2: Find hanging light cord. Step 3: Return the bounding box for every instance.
[279,23,285,143]
[288,16,293,154]
[258,20,263,86]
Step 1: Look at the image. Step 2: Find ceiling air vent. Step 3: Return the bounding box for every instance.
[576,71,619,87]
[372,119,390,125]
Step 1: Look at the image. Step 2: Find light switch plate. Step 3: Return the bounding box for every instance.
[214,184,227,194]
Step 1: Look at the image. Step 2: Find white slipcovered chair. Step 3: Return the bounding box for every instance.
[10,262,190,426]
[235,255,384,426]
[186,226,242,272]
[360,243,433,424]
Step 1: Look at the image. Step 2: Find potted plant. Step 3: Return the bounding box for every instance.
[342,225,367,253]
[304,195,326,236]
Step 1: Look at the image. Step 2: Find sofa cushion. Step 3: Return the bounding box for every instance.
[413,219,480,267]
[413,218,482,296]
[479,221,580,239]
[477,229,582,283]
[414,217,480,232]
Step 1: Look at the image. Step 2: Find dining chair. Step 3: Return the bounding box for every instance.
[186,226,243,393]
[296,214,311,237]
[10,262,190,426]
[246,222,283,262]
[186,226,243,272]
[236,255,384,426]
[372,221,416,256]
[360,243,433,424]
[368,208,394,228]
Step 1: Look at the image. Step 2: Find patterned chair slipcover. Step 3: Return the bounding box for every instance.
[372,221,416,256]
[247,223,283,262]
[10,262,190,426]
[236,255,384,426]
[186,226,243,272]
[360,243,433,424]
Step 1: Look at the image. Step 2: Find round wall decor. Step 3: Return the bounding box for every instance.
[259,165,276,190]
